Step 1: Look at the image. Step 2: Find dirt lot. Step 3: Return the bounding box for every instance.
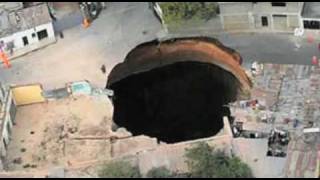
[5,95,114,171]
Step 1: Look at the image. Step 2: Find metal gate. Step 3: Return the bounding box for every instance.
[273,15,288,31]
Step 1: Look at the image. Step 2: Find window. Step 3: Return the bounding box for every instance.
[32,33,36,38]
[261,16,268,26]
[271,2,286,7]
[37,29,48,41]
[22,36,29,46]
[304,20,320,29]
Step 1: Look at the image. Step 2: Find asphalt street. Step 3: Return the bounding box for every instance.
[216,32,320,67]
[166,29,320,68]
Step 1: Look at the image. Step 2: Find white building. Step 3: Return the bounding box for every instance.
[0,3,56,60]
[219,2,304,33]
[301,2,320,30]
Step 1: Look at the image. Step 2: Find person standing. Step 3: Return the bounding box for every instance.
[312,55,318,66]
[0,47,11,69]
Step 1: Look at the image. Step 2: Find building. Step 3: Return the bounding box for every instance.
[301,2,320,30]
[0,2,55,60]
[219,2,304,33]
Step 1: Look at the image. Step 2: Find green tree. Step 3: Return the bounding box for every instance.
[146,166,193,178]
[98,160,141,178]
[184,142,253,178]
[159,2,218,25]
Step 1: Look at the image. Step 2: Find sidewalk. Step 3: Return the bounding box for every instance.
[4,38,57,62]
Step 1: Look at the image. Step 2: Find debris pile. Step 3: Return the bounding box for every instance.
[266,128,290,157]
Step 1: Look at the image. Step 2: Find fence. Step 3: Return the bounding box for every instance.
[0,83,17,170]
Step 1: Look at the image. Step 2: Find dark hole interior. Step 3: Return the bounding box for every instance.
[109,61,239,143]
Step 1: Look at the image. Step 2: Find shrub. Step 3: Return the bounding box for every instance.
[184,142,253,178]
[146,166,172,178]
[159,2,218,25]
[98,160,141,178]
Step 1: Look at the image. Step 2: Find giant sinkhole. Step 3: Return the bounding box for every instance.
[106,37,251,143]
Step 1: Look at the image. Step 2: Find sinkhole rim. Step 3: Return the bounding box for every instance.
[106,36,251,143]
[109,61,238,143]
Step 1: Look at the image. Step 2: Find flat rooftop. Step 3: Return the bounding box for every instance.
[301,2,320,19]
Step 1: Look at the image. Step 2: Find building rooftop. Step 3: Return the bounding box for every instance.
[0,3,52,38]
[284,134,320,178]
[218,2,245,4]
[301,2,320,19]
[0,2,23,11]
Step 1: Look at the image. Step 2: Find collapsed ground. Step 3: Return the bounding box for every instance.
[110,61,239,143]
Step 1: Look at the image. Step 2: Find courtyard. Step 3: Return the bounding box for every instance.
[4,94,113,171]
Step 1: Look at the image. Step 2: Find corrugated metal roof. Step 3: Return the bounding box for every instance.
[284,135,320,178]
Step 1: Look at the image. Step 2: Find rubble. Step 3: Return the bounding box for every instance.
[266,128,290,157]
[230,63,320,177]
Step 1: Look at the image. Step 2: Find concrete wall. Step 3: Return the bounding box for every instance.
[0,22,55,51]
[137,117,234,175]
[219,2,303,33]
[0,22,56,60]
[219,2,253,15]
[0,87,15,170]
[252,2,302,14]
[222,15,251,30]
[138,134,233,175]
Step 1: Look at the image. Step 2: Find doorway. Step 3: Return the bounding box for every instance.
[22,36,29,46]
[37,29,48,41]
[262,16,268,27]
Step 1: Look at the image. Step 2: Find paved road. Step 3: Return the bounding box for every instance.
[165,20,320,68]
[216,32,320,67]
